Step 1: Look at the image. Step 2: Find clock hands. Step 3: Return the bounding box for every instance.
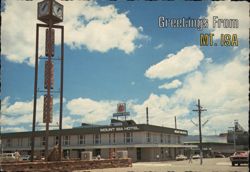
[42,3,47,11]
[57,8,62,13]
[52,5,62,17]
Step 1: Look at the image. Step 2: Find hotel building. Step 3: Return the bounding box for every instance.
[1,118,195,162]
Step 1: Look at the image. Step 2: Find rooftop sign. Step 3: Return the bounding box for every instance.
[174,129,188,135]
[113,103,130,119]
[117,103,126,113]
[100,126,139,132]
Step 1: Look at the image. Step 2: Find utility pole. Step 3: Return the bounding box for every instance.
[192,99,207,165]
[146,107,149,125]
[174,116,177,129]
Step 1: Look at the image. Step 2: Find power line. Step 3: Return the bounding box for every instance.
[192,99,207,165]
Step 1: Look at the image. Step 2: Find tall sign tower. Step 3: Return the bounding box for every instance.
[31,0,64,161]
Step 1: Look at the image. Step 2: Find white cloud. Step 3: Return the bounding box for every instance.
[2,127,27,133]
[159,79,182,90]
[205,58,213,64]
[206,1,249,40]
[135,48,248,134]
[66,97,118,123]
[1,47,248,134]
[145,45,204,79]
[131,93,189,127]
[2,1,146,66]
[2,1,40,66]
[1,96,69,131]
[154,43,164,50]
[171,48,248,134]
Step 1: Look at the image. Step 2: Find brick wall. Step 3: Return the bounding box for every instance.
[1,158,132,172]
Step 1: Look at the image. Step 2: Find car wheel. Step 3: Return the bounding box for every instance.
[232,162,235,166]
[237,163,240,166]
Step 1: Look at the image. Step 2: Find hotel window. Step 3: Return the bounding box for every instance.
[113,133,116,144]
[17,138,23,147]
[160,133,163,143]
[153,134,157,143]
[63,136,70,146]
[109,134,111,144]
[94,134,101,144]
[146,132,151,143]
[168,135,171,144]
[54,136,59,145]
[125,132,133,144]
[41,150,45,157]
[41,136,46,146]
[6,139,12,147]
[27,137,32,146]
[164,134,167,143]
[78,135,85,145]
[177,135,181,144]
[123,133,126,143]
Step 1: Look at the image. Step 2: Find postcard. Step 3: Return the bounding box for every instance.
[1,0,249,171]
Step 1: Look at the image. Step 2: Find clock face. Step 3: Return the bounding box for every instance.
[52,1,63,20]
[38,1,49,18]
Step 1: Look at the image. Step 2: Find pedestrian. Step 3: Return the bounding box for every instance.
[188,154,193,164]
[14,150,21,161]
[156,154,160,161]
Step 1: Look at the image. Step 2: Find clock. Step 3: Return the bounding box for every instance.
[38,0,50,19]
[37,0,63,24]
[52,1,63,21]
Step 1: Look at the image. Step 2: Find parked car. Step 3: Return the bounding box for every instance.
[214,153,225,158]
[21,155,30,160]
[176,154,187,161]
[192,154,201,159]
[230,151,249,166]
[0,153,16,162]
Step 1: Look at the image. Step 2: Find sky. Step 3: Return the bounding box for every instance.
[1,0,249,135]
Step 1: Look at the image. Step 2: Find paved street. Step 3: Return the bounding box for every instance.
[75,158,249,172]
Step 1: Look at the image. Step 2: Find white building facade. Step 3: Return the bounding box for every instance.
[1,120,195,161]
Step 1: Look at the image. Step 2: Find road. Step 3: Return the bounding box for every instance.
[75,158,249,172]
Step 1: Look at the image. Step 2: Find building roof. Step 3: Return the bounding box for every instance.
[1,123,188,138]
[183,135,228,144]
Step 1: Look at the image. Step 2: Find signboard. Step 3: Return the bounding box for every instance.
[113,103,130,119]
[117,103,126,113]
[45,28,55,57]
[43,94,53,123]
[174,129,188,135]
[44,61,54,89]
[113,112,130,117]
[100,126,139,132]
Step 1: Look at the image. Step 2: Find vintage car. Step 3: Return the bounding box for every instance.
[192,154,201,159]
[214,152,225,158]
[0,153,16,162]
[20,155,31,161]
[175,154,187,161]
[229,151,249,166]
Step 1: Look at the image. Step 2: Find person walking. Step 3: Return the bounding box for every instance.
[14,150,21,161]
[188,154,193,164]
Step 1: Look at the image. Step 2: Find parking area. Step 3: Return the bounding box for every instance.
[75,158,249,172]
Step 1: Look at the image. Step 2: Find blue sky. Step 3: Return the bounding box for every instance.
[1,1,249,135]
